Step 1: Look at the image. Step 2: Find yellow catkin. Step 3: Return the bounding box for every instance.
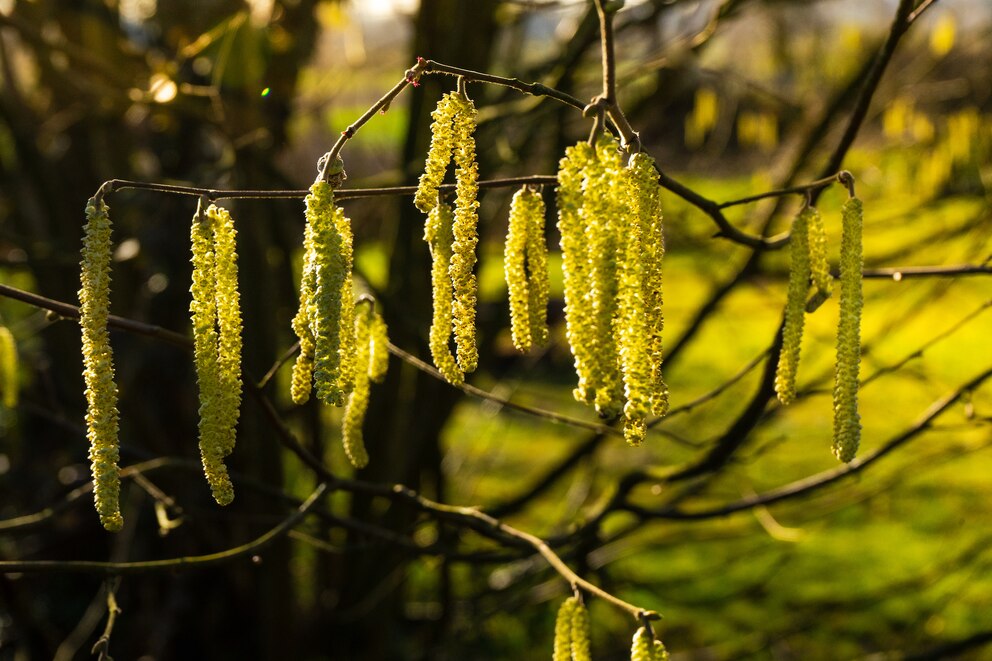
[425,202,463,384]
[557,142,597,405]
[631,627,654,661]
[79,196,123,532]
[342,304,374,468]
[504,187,549,352]
[805,206,833,312]
[570,598,592,661]
[368,310,390,383]
[775,206,812,405]
[414,93,459,214]
[653,639,670,661]
[207,205,242,461]
[291,217,318,405]
[628,154,670,418]
[524,189,550,348]
[0,326,17,409]
[449,92,480,374]
[833,197,864,462]
[552,596,578,661]
[190,204,233,505]
[308,181,356,407]
[618,152,671,444]
[586,137,624,418]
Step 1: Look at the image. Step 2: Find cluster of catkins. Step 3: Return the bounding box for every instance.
[290,178,391,469]
[78,181,391,529]
[557,137,669,445]
[416,90,669,446]
[552,595,669,660]
[774,193,864,462]
[416,91,481,385]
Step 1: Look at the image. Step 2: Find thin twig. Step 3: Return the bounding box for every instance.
[386,342,621,437]
[629,365,992,520]
[716,173,848,210]
[318,58,429,181]
[0,483,327,574]
[422,60,587,112]
[90,583,121,661]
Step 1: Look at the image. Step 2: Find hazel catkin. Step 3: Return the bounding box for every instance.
[833,196,864,462]
[448,92,480,374]
[774,206,812,405]
[806,205,833,313]
[552,596,578,661]
[570,598,592,661]
[557,142,598,405]
[79,196,124,531]
[504,186,549,352]
[308,181,356,406]
[291,217,318,405]
[425,202,463,385]
[0,325,17,410]
[618,152,670,444]
[341,303,376,468]
[585,137,624,418]
[414,93,459,214]
[190,202,243,506]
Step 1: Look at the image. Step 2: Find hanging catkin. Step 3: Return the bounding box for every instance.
[570,598,592,661]
[308,181,356,406]
[504,187,549,352]
[448,92,480,374]
[79,196,123,531]
[416,91,480,379]
[209,205,243,461]
[190,202,243,506]
[585,137,624,418]
[425,202,463,385]
[774,206,812,405]
[617,152,670,444]
[557,142,598,405]
[291,216,318,405]
[0,325,17,410]
[806,206,833,313]
[341,302,390,469]
[631,627,653,661]
[833,196,864,462]
[524,190,551,349]
[414,93,459,215]
[552,597,578,661]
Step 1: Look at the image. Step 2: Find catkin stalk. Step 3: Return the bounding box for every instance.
[775,206,812,405]
[80,196,124,531]
[833,197,864,462]
[0,326,17,409]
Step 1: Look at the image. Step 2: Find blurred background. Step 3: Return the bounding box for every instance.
[0,0,990,659]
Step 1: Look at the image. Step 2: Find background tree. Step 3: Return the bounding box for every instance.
[0,0,990,659]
